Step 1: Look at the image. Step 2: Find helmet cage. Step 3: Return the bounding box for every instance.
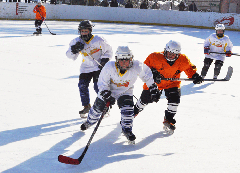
[78,20,94,41]
[215,24,225,38]
[164,40,181,62]
[116,55,133,70]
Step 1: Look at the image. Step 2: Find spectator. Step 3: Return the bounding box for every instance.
[140,0,148,9]
[188,1,197,12]
[88,0,94,6]
[110,0,118,7]
[125,0,133,8]
[178,1,186,11]
[100,0,109,7]
[50,0,56,4]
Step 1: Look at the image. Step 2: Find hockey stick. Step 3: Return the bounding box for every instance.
[58,101,110,165]
[84,50,103,67]
[161,66,233,82]
[37,11,56,35]
[210,52,240,56]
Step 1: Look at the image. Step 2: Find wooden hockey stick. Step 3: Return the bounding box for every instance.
[210,52,240,56]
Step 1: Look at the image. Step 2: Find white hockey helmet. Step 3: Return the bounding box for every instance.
[164,40,181,61]
[115,46,133,70]
[215,24,225,38]
[37,0,42,4]
[215,24,225,30]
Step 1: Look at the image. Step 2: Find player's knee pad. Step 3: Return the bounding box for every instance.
[78,80,89,91]
[117,95,134,108]
[88,97,106,124]
[165,87,181,104]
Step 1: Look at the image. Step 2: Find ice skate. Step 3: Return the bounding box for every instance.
[122,129,136,145]
[79,104,91,118]
[163,117,176,135]
[80,121,92,131]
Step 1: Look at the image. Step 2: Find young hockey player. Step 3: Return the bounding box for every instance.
[134,40,203,134]
[66,20,113,118]
[80,46,159,144]
[33,0,46,35]
[201,24,233,79]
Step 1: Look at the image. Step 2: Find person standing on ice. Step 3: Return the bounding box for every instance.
[66,20,113,118]
[33,0,46,35]
[201,24,233,79]
[80,46,159,144]
[134,40,203,134]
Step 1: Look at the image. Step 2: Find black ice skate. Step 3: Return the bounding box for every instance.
[33,28,42,36]
[122,129,136,145]
[163,117,176,135]
[79,104,91,118]
[80,121,92,131]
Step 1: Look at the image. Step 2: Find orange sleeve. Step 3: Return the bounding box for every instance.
[179,54,197,78]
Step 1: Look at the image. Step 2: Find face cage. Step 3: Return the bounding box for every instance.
[115,57,133,70]
[164,50,179,62]
[216,30,224,38]
[78,28,92,41]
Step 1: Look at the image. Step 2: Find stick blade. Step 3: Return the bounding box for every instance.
[224,66,233,81]
[58,155,80,165]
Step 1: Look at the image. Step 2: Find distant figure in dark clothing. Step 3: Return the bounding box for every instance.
[178,1,186,11]
[140,0,148,9]
[100,0,109,7]
[125,0,133,8]
[110,0,118,7]
[189,1,197,11]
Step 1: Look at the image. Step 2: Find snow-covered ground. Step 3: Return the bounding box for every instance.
[0,20,240,173]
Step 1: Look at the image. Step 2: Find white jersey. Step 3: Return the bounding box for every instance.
[97,60,155,99]
[66,35,113,74]
[204,33,233,61]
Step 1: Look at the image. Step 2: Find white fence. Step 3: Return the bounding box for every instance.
[0,2,239,30]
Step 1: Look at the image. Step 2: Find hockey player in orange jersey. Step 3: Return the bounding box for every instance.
[33,0,46,35]
[134,40,203,134]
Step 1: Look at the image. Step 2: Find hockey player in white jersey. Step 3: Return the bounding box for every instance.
[201,24,233,79]
[66,20,113,118]
[80,46,159,143]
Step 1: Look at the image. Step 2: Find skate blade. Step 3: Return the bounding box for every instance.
[127,140,135,145]
[80,114,87,118]
[163,125,174,135]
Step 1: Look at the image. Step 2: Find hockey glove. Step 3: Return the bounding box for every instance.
[149,83,160,102]
[225,51,232,57]
[71,42,84,54]
[41,17,45,21]
[151,68,161,84]
[204,47,210,55]
[100,90,116,106]
[192,73,203,84]
[98,58,109,70]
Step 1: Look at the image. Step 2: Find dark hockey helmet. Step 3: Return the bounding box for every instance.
[115,46,134,71]
[215,24,225,38]
[78,20,94,41]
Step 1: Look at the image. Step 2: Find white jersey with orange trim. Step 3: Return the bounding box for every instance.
[66,35,113,74]
[204,33,233,61]
[97,60,154,99]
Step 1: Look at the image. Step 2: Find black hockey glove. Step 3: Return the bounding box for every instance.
[149,83,160,102]
[100,90,116,106]
[71,42,84,54]
[151,68,161,84]
[192,73,203,84]
[99,58,109,70]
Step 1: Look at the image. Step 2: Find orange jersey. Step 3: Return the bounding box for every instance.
[143,52,197,90]
[33,5,46,20]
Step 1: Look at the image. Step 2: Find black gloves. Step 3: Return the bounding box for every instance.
[99,58,109,70]
[151,68,161,84]
[71,42,84,54]
[100,90,115,106]
[192,73,203,84]
[149,83,160,102]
